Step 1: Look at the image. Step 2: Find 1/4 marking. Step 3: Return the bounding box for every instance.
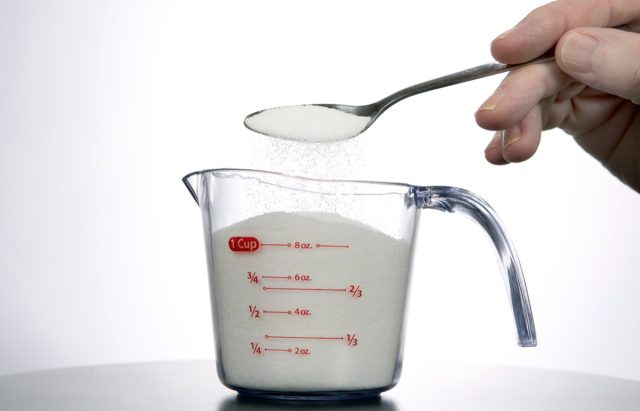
[250,342,262,355]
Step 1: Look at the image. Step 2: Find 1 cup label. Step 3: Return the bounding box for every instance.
[228,236,260,252]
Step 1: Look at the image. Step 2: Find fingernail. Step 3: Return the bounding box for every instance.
[503,125,521,148]
[485,131,502,152]
[485,131,509,165]
[476,103,497,114]
[560,32,598,74]
[495,27,515,40]
[476,88,505,115]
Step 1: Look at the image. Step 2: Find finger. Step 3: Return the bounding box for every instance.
[501,104,543,163]
[556,27,640,103]
[475,62,573,131]
[484,131,509,165]
[484,104,543,164]
[491,0,640,64]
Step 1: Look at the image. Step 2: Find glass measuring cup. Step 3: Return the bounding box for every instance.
[183,168,536,401]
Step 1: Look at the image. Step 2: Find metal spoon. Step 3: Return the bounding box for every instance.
[245,26,631,142]
[243,51,555,142]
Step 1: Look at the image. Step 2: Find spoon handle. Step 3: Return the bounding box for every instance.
[378,25,631,112]
[378,51,555,110]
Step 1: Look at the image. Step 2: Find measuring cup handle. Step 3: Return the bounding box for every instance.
[412,186,537,347]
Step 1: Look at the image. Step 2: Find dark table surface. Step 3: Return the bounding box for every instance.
[1,360,639,410]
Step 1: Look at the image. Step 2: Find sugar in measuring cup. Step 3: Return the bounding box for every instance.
[183,168,536,401]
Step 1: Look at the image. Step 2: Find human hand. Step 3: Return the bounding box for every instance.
[474,0,640,192]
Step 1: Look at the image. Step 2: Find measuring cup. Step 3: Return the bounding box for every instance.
[183,168,536,401]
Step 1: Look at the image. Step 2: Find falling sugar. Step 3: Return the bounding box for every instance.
[244,105,371,143]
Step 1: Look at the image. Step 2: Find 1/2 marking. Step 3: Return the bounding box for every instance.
[248,305,260,318]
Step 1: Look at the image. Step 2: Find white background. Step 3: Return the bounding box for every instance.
[1,0,639,384]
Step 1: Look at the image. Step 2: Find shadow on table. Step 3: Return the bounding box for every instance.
[217,395,397,411]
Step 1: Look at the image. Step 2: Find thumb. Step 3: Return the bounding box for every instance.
[556,27,640,103]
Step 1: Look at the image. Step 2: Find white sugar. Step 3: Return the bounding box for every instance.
[211,212,411,391]
[244,105,371,143]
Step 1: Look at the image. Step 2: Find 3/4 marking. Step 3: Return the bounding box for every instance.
[247,272,259,284]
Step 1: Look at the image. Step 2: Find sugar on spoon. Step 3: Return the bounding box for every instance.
[244,26,629,143]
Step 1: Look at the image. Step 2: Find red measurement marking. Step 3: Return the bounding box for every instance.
[346,334,359,347]
[264,348,292,353]
[229,237,260,252]
[248,305,260,318]
[261,243,291,247]
[250,342,262,355]
[247,272,259,284]
[294,308,311,316]
[265,335,344,341]
[316,243,350,248]
[262,310,291,315]
[263,287,346,292]
[262,274,311,281]
[348,285,363,298]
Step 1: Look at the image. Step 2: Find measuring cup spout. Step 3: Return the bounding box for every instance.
[183,171,203,206]
[412,186,537,347]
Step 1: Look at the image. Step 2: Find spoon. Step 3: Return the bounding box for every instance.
[243,51,556,143]
[245,25,633,143]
